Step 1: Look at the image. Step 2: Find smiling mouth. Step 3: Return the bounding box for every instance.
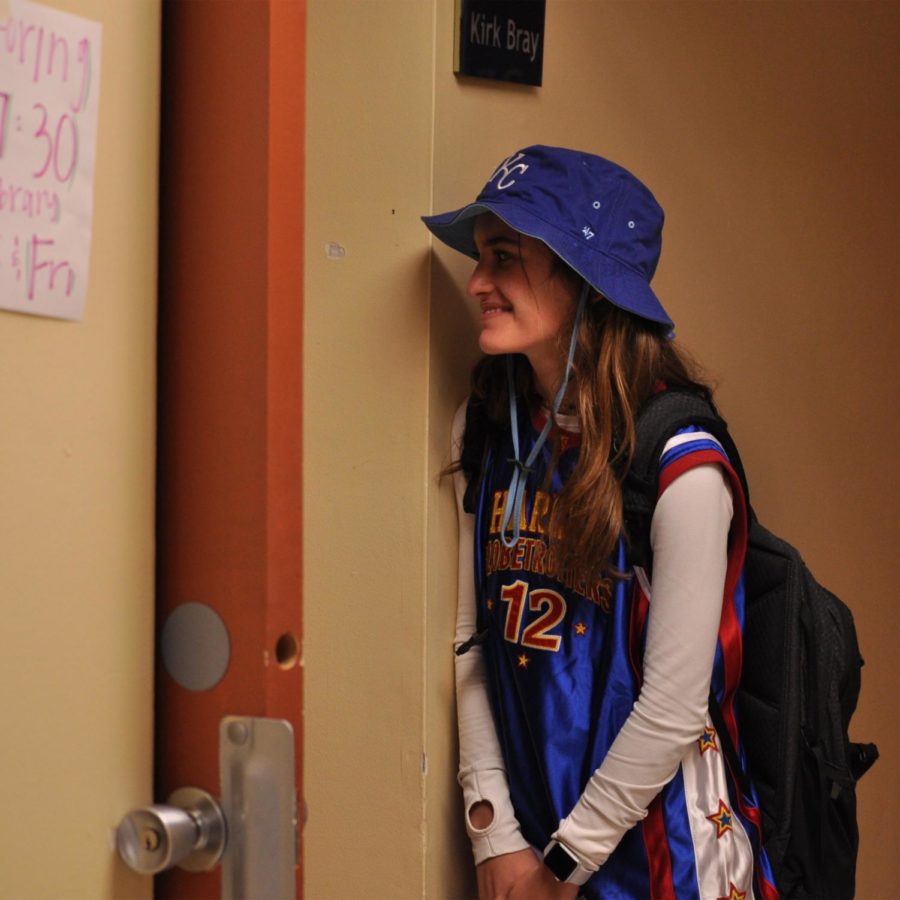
[481,303,512,318]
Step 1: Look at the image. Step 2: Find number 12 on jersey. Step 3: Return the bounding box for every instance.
[500,580,566,652]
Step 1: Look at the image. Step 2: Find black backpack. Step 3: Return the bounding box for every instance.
[623,389,879,899]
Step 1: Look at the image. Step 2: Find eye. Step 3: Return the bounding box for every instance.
[493,246,519,266]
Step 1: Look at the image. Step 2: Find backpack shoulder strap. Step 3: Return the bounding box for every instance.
[625,390,757,805]
[624,389,750,569]
[460,394,492,515]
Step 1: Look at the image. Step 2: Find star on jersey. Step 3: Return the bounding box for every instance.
[717,882,747,900]
[698,726,719,755]
[574,622,588,636]
[706,800,734,839]
[517,653,530,669]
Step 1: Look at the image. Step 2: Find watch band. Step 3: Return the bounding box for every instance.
[543,840,581,883]
[543,839,596,886]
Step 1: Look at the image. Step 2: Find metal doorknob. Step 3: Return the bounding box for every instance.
[116,786,226,874]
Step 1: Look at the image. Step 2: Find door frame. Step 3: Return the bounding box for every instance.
[155,2,305,895]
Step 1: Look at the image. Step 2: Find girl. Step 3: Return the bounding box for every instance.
[423,146,777,900]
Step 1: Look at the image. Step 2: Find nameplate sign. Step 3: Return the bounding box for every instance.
[454,0,545,87]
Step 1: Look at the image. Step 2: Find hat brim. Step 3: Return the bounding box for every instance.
[422,202,673,328]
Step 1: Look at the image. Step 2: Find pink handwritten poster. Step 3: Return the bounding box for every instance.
[0,0,101,321]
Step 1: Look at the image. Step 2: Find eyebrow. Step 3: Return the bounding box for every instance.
[476,234,518,251]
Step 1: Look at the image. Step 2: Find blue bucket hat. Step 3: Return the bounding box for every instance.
[422,144,672,327]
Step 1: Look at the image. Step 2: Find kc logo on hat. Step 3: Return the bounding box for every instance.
[489,152,530,191]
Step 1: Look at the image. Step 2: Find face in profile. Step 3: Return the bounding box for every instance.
[467,214,579,380]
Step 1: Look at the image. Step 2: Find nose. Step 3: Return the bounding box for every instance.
[466,257,492,298]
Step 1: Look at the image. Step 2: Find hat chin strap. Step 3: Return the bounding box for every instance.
[499,283,589,549]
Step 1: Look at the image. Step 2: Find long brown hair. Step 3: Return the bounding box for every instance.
[460,285,710,608]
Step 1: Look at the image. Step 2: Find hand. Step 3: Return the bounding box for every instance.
[476,848,541,900]
[506,862,580,900]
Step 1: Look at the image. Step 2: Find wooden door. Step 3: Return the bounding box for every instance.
[155,2,305,896]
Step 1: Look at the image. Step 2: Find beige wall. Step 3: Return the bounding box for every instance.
[306,2,898,897]
[303,2,435,897]
[0,1,159,898]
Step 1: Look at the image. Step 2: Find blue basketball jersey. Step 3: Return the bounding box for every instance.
[472,407,778,900]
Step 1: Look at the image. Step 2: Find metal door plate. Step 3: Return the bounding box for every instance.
[220,716,296,900]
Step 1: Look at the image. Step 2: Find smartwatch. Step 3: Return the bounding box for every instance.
[542,840,581,883]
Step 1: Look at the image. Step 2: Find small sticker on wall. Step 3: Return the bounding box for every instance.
[325,242,346,260]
